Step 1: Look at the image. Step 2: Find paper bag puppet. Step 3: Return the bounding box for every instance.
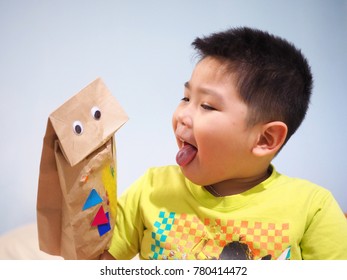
[37,78,128,259]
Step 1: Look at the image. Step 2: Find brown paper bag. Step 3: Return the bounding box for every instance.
[37,78,128,259]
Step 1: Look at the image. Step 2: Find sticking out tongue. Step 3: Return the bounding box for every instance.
[176,143,197,167]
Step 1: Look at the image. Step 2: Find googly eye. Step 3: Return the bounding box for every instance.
[91,106,101,120]
[73,121,84,135]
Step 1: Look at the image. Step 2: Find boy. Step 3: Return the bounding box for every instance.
[102,27,347,260]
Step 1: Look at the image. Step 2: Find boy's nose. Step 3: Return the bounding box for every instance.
[174,106,193,128]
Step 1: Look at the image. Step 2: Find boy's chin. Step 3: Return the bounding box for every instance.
[178,164,211,187]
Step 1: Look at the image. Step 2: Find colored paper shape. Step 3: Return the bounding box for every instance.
[91,205,108,226]
[82,189,103,210]
[98,212,111,236]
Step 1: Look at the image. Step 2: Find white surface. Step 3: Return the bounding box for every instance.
[0,223,62,260]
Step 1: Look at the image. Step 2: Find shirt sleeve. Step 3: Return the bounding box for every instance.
[300,189,347,260]
[107,172,148,260]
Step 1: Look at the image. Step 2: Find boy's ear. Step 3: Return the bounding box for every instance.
[252,121,288,156]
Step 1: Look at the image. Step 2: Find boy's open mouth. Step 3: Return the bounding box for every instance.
[176,141,198,167]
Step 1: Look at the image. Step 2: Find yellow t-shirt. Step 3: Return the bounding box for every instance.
[108,165,347,260]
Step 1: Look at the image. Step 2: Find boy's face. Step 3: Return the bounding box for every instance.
[172,57,261,186]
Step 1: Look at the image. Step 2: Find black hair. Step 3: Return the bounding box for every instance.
[192,27,313,145]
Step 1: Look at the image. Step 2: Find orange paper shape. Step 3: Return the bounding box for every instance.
[91,206,109,226]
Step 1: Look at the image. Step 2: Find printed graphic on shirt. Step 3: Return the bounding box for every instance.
[150,211,291,260]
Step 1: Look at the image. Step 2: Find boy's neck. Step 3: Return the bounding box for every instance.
[205,167,272,197]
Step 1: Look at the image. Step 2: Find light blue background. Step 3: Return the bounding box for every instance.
[0,0,346,234]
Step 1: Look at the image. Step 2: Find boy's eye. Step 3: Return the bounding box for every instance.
[181,97,189,102]
[201,104,216,111]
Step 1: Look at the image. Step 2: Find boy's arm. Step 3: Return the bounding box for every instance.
[102,170,150,260]
[301,191,347,260]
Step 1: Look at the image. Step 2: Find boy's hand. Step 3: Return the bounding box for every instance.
[99,251,116,260]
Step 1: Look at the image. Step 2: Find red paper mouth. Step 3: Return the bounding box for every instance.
[176,143,197,167]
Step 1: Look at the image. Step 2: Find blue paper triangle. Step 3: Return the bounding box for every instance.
[98,212,111,236]
[82,189,103,210]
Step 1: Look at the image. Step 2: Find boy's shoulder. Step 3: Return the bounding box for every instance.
[143,165,186,185]
[141,165,333,202]
[145,165,330,192]
[146,164,182,175]
[272,168,332,200]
